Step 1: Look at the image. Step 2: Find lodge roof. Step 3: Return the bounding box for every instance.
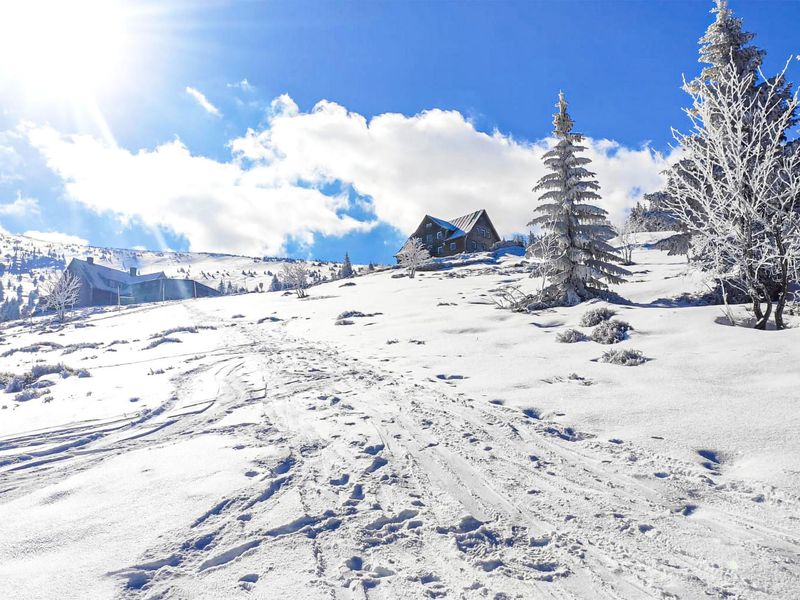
[424,209,494,241]
[67,258,167,293]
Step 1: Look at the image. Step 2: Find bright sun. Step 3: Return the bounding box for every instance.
[0,0,131,101]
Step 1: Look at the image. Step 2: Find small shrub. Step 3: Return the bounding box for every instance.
[5,376,24,393]
[555,328,586,343]
[61,342,101,355]
[14,388,45,402]
[144,337,183,350]
[149,325,216,339]
[591,319,633,344]
[579,307,616,327]
[338,310,366,320]
[598,348,647,366]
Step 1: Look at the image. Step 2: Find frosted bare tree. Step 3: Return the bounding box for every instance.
[615,219,639,266]
[666,59,800,329]
[281,262,310,298]
[43,271,82,321]
[397,237,430,279]
[526,224,567,299]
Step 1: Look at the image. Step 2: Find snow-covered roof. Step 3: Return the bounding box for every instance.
[426,209,491,241]
[426,215,459,232]
[67,258,167,293]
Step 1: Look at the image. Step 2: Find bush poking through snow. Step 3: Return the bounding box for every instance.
[2,363,89,393]
[14,388,48,402]
[144,337,183,349]
[555,328,587,343]
[598,349,647,366]
[591,319,633,344]
[150,326,216,338]
[579,307,616,327]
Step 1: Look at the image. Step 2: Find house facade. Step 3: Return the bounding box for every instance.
[66,258,220,307]
[400,209,501,259]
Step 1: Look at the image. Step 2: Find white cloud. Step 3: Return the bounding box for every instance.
[23,123,374,256]
[227,79,254,92]
[185,86,222,117]
[0,191,39,217]
[22,95,678,256]
[231,96,679,233]
[23,230,89,246]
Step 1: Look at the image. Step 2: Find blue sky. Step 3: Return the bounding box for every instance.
[0,0,798,264]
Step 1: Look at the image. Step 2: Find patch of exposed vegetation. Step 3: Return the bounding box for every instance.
[598,349,648,366]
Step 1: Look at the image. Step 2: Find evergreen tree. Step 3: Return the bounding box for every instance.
[217,279,225,294]
[269,274,282,292]
[340,253,353,278]
[693,0,764,87]
[528,92,628,306]
[690,0,796,130]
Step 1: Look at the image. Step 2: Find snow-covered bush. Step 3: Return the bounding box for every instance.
[555,328,586,343]
[579,307,615,327]
[14,388,46,402]
[144,336,182,349]
[2,363,87,393]
[337,310,366,320]
[591,319,633,344]
[4,376,24,393]
[598,348,647,366]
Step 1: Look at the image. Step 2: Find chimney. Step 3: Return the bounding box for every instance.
[86,257,94,264]
[129,266,138,277]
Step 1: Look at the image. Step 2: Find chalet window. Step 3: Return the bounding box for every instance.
[426,234,432,243]
[436,231,443,240]
[470,241,477,251]
[426,223,432,229]
[436,246,443,255]
[449,242,456,251]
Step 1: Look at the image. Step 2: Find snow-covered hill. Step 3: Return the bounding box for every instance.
[1,236,799,599]
[0,231,368,308]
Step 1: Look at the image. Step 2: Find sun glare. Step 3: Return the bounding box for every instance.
[0,0,131,101]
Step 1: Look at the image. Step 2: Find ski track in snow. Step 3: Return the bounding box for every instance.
[2,294,799,600]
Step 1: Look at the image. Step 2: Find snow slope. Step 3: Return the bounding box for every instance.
[1,237,799,599]
[0,231,365,306]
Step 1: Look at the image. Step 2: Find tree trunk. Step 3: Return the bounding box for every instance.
[753,284,771,330]
[773,230,789,331]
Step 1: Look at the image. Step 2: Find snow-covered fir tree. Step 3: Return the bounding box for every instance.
[528,92,628,306]
[269,274,282,292]
[340,253,353,278]
[690,0,795,130]
[692,0,763,88]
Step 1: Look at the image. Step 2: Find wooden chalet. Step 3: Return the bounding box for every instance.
[399,209,501,259]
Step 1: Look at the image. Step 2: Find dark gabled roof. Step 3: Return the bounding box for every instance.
[67,258,167,293]
[426,215,459,232]
[448,210,486,238]
[423,209,495,241]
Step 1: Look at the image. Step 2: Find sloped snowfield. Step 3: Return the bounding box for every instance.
[1,238,799,599]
